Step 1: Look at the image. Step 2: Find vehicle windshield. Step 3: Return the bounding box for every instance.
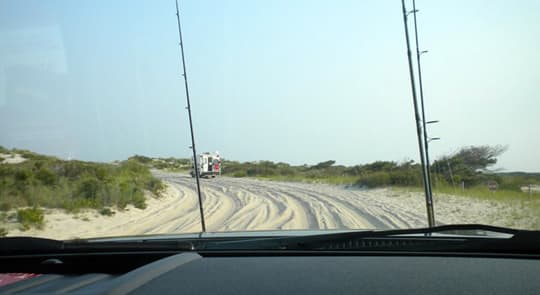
[0,1,539,241]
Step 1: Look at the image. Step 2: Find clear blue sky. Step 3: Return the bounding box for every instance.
[0,1,539,171]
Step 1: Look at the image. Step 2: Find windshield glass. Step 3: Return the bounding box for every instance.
[1,0,539,241]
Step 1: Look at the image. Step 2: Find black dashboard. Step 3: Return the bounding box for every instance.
[2,252,540,294]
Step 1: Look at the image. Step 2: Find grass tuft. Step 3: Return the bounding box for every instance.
[17,207,44,230]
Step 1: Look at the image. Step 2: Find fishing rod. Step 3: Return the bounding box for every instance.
[400,0,435,227]
[175,0,206,232]
[411,0,436,226]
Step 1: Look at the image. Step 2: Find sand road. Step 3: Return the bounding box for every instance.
[156,172,428,233]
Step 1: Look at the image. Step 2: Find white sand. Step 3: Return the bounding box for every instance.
[4,172,538,240]
[0,153,26,164]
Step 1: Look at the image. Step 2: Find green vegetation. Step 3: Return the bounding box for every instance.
[221,145,540,200]
[0,148,165,229]
[430,145,540,193]
[17,208,44,230]
[221,158,423,186]
[432,145,507,187]
[0,203,11,211]
[221,159,422,186]
[0,145,9,154]
[128,155,191,172]
[99,207,116,216]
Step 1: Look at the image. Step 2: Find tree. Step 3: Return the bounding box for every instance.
[361,161,398,173]
[312,160,336,170]
[433,145,507,186]
[453,145,507,172]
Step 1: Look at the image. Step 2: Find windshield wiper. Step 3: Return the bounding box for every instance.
[203,224,540,254]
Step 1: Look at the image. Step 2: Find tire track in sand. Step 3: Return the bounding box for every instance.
[152,172,426,232]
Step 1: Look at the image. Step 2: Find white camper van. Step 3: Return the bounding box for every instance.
[191,152,221,178]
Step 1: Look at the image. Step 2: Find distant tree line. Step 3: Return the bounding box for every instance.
[128,155,191,171]
[220,145,537,190]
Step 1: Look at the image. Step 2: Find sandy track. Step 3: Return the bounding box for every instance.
[154,172,428,232]
[8,172,537,240]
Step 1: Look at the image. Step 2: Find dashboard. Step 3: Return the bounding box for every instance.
[1,252,540,294]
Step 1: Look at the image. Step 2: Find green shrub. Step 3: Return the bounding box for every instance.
[0,165,13,178]
[498,176,529,192]
[0,203,11,211]
[129,155,153,164]
[121,160,147,174]
[0,228,7,237]
[94,166,110,181]
[78,177,100,199]
[389,171,422,186]
[356,172,392,188]
[233,171,247,177]
[132,192,147,209]
[62,161,86,178]
[35,168,57,186]
[14,169,32,183]
[17,207,44,230]
[99,207,115,216]
[146,178,164,196]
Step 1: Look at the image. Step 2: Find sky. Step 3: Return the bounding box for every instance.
[0,0,539,172]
